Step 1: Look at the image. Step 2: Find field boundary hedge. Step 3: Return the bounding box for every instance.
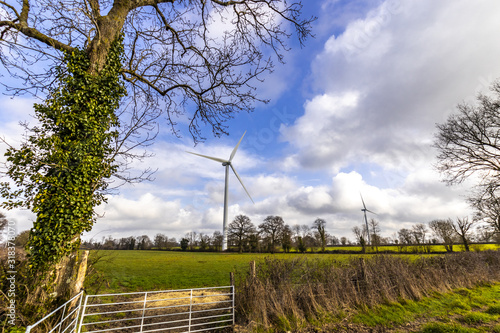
[236,250,500,331]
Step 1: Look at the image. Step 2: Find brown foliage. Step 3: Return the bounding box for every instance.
[236,251,500,331]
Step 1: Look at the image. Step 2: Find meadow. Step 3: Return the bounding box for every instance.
[87,247,500,332]
[87,250,356,293]
[87,243,499,293]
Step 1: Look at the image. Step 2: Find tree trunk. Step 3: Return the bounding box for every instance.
[28,250,89,306]
[87,2,129,73]
[462,237,470,251]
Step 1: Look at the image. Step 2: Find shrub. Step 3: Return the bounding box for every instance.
[236,251,500,331]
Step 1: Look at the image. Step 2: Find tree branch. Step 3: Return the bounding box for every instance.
[0,20,74,53]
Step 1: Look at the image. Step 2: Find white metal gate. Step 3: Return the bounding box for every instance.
[25,291,84,333]
[77,286,234,333]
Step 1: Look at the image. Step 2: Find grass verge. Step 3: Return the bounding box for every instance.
[352,282,500,332]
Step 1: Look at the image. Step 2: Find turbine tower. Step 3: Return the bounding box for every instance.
[187,131,253,251]
[360,193,377,245]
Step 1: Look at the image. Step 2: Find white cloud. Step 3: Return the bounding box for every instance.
[89,193,200,240]
[284,0,500,175]
[3,1,496,243]
[0,97,37,150]
[274,1,500,239]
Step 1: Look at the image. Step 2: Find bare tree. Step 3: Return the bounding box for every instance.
[198,233,210,251]
[228,214,255,253]
[368,218,381,251]
[118,236,136,250]
[258,215,284,253]
[397,228,413,252]
[104,236,119,249]
[410,223,430,252]
[0,0,315,141]
[211,231,223,252]
[475,224,496,242]
[429,219,456,252]
[469,189,500,243]
[185,231,198,251]
[434,81,500,240]
[312,218,327,252]
[136,235,152,250]
[166,237,177,249]
[411,224,426,244]
[281,224,292,253]
[154,233,166,250]
[292,224,313,251]
[352,225,366,253]
[398,228,413,245]
[451,217,475,251]
[329,235,339,246]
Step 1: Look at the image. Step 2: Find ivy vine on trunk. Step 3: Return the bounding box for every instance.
[1,35,126,272]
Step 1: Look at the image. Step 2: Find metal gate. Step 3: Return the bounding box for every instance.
[25,291,84,333]
[77,286,234,333]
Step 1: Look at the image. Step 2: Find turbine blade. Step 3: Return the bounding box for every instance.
[366,209,378,215]
[360,193,367,210]
[186,151,228,164]
[230,164,254,203]
[229,131,246,162]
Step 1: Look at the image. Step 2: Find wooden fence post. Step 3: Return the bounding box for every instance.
[250,260,256,279]
[359,257,366,281]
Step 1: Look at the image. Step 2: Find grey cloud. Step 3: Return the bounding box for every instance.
[284,0,500,172]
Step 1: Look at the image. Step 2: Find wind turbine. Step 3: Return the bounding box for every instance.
[186,131,254,251]
[360,193,377,245]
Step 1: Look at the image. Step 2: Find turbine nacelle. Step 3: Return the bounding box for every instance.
[360,194,377,215]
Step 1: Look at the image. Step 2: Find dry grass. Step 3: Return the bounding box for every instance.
[144,289,232,308]
[235,251,500,331]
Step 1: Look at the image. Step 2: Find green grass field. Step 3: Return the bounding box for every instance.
[89,244,499,293]
[89,250,356,293]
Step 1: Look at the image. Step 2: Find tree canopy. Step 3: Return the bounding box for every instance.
[228,214,255,253]
[259,215,284,253]
[0,0,315,141]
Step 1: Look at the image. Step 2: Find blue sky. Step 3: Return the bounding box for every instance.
[2,0,500,242]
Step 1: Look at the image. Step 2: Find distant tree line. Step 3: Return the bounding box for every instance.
[351,216,499,254]
[8,214,497,253]
[74,215,341,253]
[182,216,342,253]
[81,234,179,251]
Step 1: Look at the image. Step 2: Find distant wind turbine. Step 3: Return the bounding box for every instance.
[186,131,254,251]
[360,193,377,245]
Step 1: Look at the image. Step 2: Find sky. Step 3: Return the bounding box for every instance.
[2,0,500,243]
